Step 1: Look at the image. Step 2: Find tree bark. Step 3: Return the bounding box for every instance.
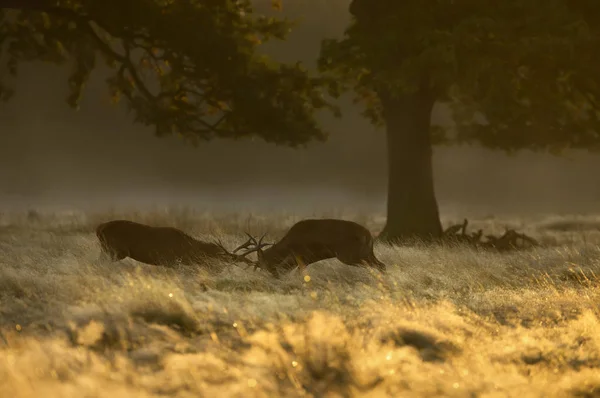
[378,84,443,243]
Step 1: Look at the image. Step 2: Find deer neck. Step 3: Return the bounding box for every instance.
[258,244,282,264]
[257,247,279,276]
[257,247,267,265]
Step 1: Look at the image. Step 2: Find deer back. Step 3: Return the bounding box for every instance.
[96,220,221,265]
[264,219,375,264]
[281,219,373,245]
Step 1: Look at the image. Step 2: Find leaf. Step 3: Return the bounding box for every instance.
[41,12,50,28]
[0,84,14,102]
[271,0,282,12]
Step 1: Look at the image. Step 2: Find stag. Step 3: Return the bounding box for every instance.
[95,220,253,267]
[233,219,387,278]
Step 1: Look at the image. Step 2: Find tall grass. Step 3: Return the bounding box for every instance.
[1,207,600,397]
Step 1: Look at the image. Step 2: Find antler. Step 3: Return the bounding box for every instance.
[230,232,274,272]
[236,232,273,256]
[213,238,256,266]
[232,232,258,253]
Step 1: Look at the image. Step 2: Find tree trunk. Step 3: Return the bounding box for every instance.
[378,84,443,243]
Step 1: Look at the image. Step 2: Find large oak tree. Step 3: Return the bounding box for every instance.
[319,0,600,242]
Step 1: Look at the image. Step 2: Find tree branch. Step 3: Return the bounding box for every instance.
[1,2,247,137]
[0,0,54,10]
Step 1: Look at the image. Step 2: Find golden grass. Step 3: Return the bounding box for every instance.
[1,207,600,397]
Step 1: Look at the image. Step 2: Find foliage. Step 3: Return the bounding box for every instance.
[0,0,340,146]
[319,0,600,154]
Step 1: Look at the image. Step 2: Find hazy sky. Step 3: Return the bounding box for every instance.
[0,3,599,215]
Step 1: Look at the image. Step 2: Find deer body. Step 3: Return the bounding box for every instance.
[238,219,386,278]
[96,220,247,267]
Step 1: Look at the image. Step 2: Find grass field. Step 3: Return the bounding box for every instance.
[1,207,600,397]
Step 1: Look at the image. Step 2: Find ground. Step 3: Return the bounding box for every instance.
[1,207,600,397]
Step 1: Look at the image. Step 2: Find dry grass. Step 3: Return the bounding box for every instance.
[1,207,600,397]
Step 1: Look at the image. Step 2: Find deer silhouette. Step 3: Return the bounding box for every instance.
[234,219,387,278]
[96,220,252,267]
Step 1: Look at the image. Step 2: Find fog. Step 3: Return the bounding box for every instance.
[0,3,599,216]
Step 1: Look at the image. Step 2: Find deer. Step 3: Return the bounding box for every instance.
[95,220,253,267]
[232,219,387,278]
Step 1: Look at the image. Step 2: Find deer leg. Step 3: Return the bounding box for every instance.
[336,247,367,268]
[336,256,366,269]
[295,254,308,274]
[337,251,386,273]
[369,257,387,273]
[364,249,387,272]
[96,238,127,262]
[98,246,126,263]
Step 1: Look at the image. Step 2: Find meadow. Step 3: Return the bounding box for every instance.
[1,206,600,397]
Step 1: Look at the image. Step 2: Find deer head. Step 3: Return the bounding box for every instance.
[233,232,274,273]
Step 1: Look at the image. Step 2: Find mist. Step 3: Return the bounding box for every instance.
[0,3,599,217]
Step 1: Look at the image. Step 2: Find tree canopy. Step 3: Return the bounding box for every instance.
[319,0,600,155]
[0,0,339,146]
